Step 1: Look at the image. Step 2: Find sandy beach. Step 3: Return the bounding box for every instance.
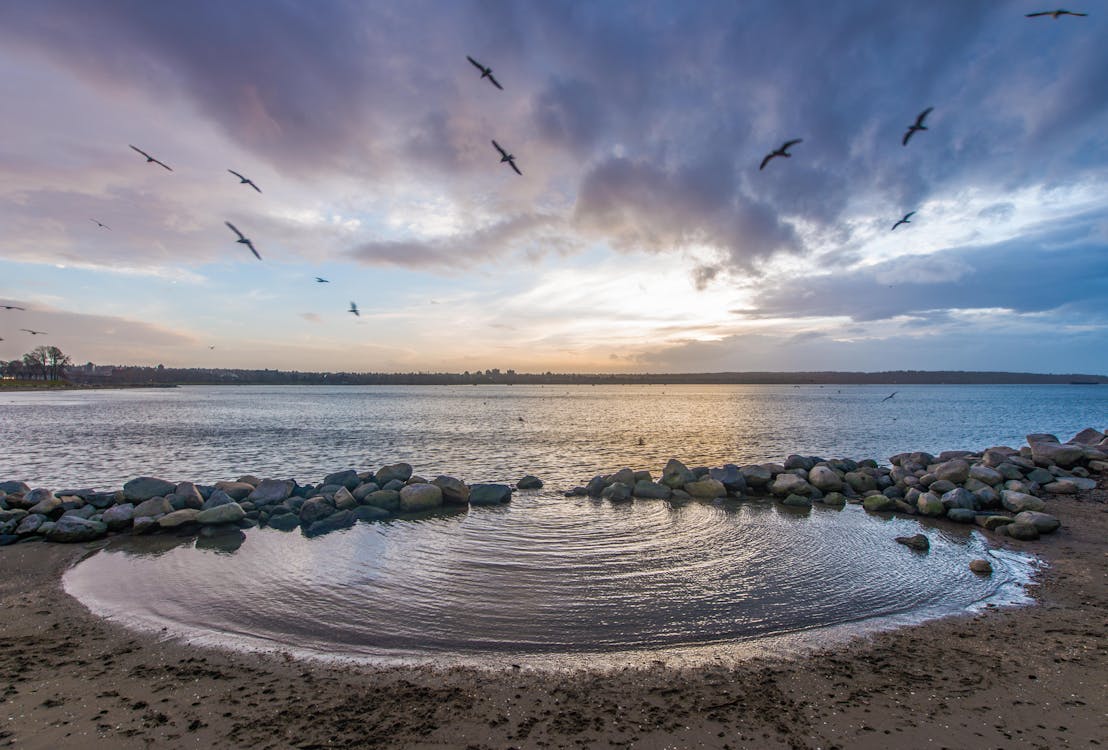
[2,481,1105,749]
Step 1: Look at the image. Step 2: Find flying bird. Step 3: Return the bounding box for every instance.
[466,56,503,90]
[89,219,111,230]
[348,301,360,317]
[21,329,47,335]
[209,346,216,350]
[1025,9,1088,18]
[759,139,802,170]
[492,140,522,175]
[891,211,916,230]
[902,108,933,146]
[881,391,898,402]
[1,305,26,311]
[228,169,262,193]
[128,144,173,171]
[315,277,330,283]
[224,221,261,260]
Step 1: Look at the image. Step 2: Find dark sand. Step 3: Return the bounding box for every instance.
[2,483,1105,749]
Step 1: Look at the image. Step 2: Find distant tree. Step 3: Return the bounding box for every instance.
[22,348,48,380]
[20,346,71,381]
[44,346,72,381]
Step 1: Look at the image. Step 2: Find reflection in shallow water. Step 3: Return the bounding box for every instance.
[64,493,1037,669]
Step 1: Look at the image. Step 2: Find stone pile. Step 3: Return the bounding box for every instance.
[0,463,542,546]
[567,428,1107,542]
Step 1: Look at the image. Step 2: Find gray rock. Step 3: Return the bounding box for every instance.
[1030,441,1085,469]
[248,479,294,505]
[196,502,246,525]
[381,479,406,492]
[132,516,159,534]
[517,475,543,490]
[375,463,413,486]
[941,488,978,511]
[1001,490,1046,513]
[174,482,204,507]
[62,505,97,520]
[352,482,382,501]
[266,513,301,531]
[608,468,637,487]
[740,464,773,488]
[0,534,19,546]
[1042,480,1078,495]
[201,490,235,510]
[323,469,360,490]
[0,481,30,495]
[662,459,695,488]
[601,482,632,502]
[398,483,443,512]
[432,476,470,505]
[933,459,970,484]
[1024,467,1053,485]
[782,493,812,508]
[333,486,358,511]
[770,473,814,498]
[299,497,335,524]
[863,495,898,512]
[1003,522,1040,541]
[685,478,727,499]
[213,481,254,500]
[784,455,816,472]
[45,516,107,543]
[822,492,846,507]
[946,508,977,523]
[585,476,607,497]
[353,505,391,523]
[159,509,201,528]
[895,534,930,551]
[133,497,173,518]
[709,465,747,493]
[470,484,513,506]
[15,514,47,536]
[974,486,1001,509]
[1026,433,1059,444]
[916,492,944,516]
[969,465,1004,486]
[362,490,401,511]
[633,470,654,483]
[976,514,1015,531]
[1013,511,1061,534]
[306,510,356,536]
[632,480,672,500]
[1070,427,1106,445]
[123,477,177,502]
[27,495,62,517]
[102,503,135,530]
[843,471,877,494]
[928,480,956,495]
[994,463,1024,481]
[808,466,843,492]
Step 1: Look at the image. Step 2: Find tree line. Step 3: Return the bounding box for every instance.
[2,346,72,381]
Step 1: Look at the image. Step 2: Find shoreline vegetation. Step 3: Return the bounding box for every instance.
[2,368,1106,389]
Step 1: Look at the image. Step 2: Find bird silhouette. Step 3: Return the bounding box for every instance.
[224,222,261,260]
[1026,9,1088,18]
[1,305,26,311]
[315,277,330,283]
[892,211,916,230]
[21,329,47,335]
[759,139,802,170]
[209,345,215,350]
[128,145,173,171]
[881,391,898,402]
[492,140,522,175]
[903,108,933,146]
[228,170,262,193]
[89,219,111,230]
[466,56,503,90]
[349,301,360,317]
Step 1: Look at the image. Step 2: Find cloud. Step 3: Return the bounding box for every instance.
[299,312,321,323]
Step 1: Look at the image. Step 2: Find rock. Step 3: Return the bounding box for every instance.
[632,480,672,499]
[62,505,96,520]
[1089,460,1108,474]
[45,516,107,543]
[1068,427,1105,445]
[1026,433,1059,444]
[375,463,413,486]
[352,482,382,501]
[633,470,653,483]
[363,490,401,511]
[0,481,30,495]
[782,493,812,508]
[0,535,19,546]
[1030,441,1085,469]
[131,516,158,534]
[399,483,443,512]
[211,481,252,501]
[200,490,235,510]
[784,455,817,472]
[1013,511,1061,534]
[585,476,607,497]
[517,475,543,490]
[196,502,246,525]
[299,497,335,524]
[323,469,361,490]
[122,477,176,502]
[380,479,405,492]
[843,471,877,494]
[941,488,978,511]
[469,484,512,506]
[15,514,47,536]
[895,534,930,551]
[1003,522,1040,541]
[132,497,173,518]
[969,465,1004,486]
[333,486,358,511]
[353,506,391,522]
[863,495,898,513]
[607,468,637,487]
[916,492,945,517]
[969,559,993,575]
[27,495,62,517]
[159,509,201,528]
[740,465,772,488]
[684,478,727,499]
[661,459,695,488]
[821,492,846,507]
[933,459,970,484]
[976,514,1014,531]
[102,504,135,530]
[248,479,294,505]
[807,466,843,492]
[770,473,814,498]
[266,513,301,531]
[1042,480,1077,495]
[709,465,747,493]
[1001,490,1046,513]
[601,482,632,502]
[306,510,357,536]
[430,476,469,505]
[946,508,977,524]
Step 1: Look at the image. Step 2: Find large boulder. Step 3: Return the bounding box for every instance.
[15,514,47,536]
[333,487,358,511]
[1069,427,1105,445]
[306,510,357,537]
[916,492,945,517]
[0,481,30,495]
[740,464,773,488]
[432,476,470,505]
[123,477,177,502]
[353,505,391,523]
[808,466,843,492]
[323,469,360,490]
[782,493,812,508]
[375,463,413,487]
[362,490,401,511]
[1001,490,1046,513]
[941,488,978,511]
[933,459,970,484]
[159,509,201,528]
[661,459,695,488]
[709,465,747,493]
[844,471,877,494]
[212,481,253,500]
[1003,522,1040,541]
[969,465,1004,486]
[201,490,236,510]
[632,480,672,500]
[1030,441,1085,469]
[248,479,294,505]
[601,483,632,502]
[45,516,107,543]
[469,484,512,506]
[517,475,543,490]
[946,508,977,524]
[132,497,173,518]
[27,495,62,517]
[102,503,135,530]
[398,483,443,512]
[299,497,336,524]
[196,502,246,525]
[684,478,727,499]
[1013,511,1061,534]
[770,473,814,498]
[863,495,898,513]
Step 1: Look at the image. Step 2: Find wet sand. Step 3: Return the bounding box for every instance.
[2,483,1105,749]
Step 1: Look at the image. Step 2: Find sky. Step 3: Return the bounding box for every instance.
[0,0,1106,374]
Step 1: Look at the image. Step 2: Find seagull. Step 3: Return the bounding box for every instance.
[224,222,261,260]
[21,329,47,335]
[1,305,26,311]
[228,169,262,193]
[1026,9,1088,18]
[209,346,216,350]
[348,301,360,317]
[492,140,522,175]
[466,56,503,90]
[891,211,916,230]
[89,219,111,230]
[881,391,898,402]
[759,139,802,170]
[128,145,173,171]
[315,277,330,283]
[902,108,933,146]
